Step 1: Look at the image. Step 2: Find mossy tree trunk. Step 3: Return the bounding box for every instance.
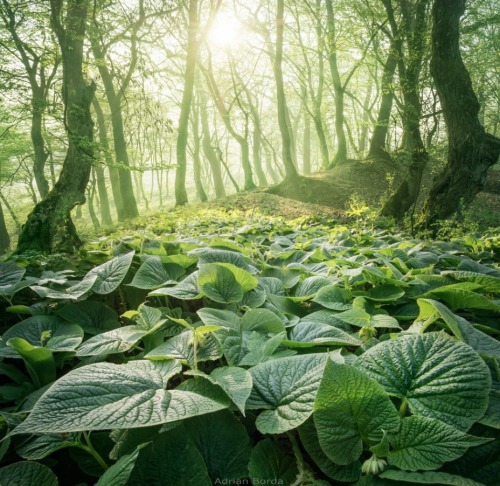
[275,0,298,182]
[368,43,397,159]
[417,0,500,230]
[380,0,430,221]
[16,0,95,254]
[92,98,114,226]
[325,0,347,167]
[0,201,10,254]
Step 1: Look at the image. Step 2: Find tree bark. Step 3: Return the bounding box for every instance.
[202,57,256,190]
[175,0,199,205]
[325,0,348,166]
[0,200,10,254]
[275,0,298,181]
[368,45,397,159]
[92,98,114,226]
[16,0,95,254]
[417,0,500,230]
[199,87,226,198]
[191,100,207,202]
[89,5,142,219]
[380,0,430,220]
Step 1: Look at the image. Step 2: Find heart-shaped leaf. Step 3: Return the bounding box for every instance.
[247,353,328,434]
[355,332,491,430]
[314,361,400,465]
[10,360,230,434]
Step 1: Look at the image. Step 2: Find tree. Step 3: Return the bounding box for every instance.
[275,0,298,182]
[16,0,95,253]
[89,0,143,219]
[175,0,200,206]
[325,0,348,166]
[417,0,500,230]
[0,201,9,253]
[380,0,431,221]
[0,0,60,200]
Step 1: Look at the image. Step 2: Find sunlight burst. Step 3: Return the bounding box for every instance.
[207,14,242,48]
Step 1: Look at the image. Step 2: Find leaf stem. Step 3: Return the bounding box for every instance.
[399,397,408,418]
[82,431,109,470]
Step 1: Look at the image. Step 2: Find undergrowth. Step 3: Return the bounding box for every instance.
[0,210,499,485]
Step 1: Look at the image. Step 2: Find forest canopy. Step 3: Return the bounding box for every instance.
[0,0,498,251]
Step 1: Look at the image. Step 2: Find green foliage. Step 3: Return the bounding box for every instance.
[0,212,499,484]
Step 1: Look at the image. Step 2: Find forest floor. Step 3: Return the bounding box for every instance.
[202,160,500,229]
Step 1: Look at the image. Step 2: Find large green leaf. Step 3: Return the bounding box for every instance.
[416,299,500,358]
[0,461,58,486]
[298,419,361,482]
[187,366,252,414]
[215,308,286,366]
[379,470,487,486]
[87,251,135,295]
[365,284,405,302]
[30,274,97,300]
[312,285,352,310]
[10,360,230,434]
[442,271,500,293]
[248,439,298,486]
[420,286,500,311]
[183,411,251,483]
[198,264,244,304]
[145,331,223,367]
[388,416,490,471]
[128,424,211,486]
[194,248,257,273]
[57,301,119,335]
[314,361,400,465]
[6,338,56,388]
[76,326,147,356]
[216,262,259,291]
[149,272,202,300]
[292,276,331,300]
[240,308,285,333]
[129,257,184,289]
[0,262,25,293]
[96,443,147,486]
[285,321,362,347]
[355,332,491,431]
[16,433,79,460]
[197,308,240,329]
[0,316,83,358]
[247,353,328,434]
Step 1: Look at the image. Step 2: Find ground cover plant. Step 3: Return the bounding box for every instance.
[0,212,499,485]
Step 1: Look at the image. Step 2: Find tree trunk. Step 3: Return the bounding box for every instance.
[0,192,20,232]
[275,0,298,181]
[203,58,256,190]
[325,0,348,166]
[199,88,226,198]
[380,0,430,220]
[31,95,50,199]
[191,101,207,202]
[303,110,311,175]
[368,45,397,159]
[92,98,114,226]
[417,0,500,230]
[0,201,10,254]
[89,20,140,220]
[16,0,95,254]
[175,0,199,206]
